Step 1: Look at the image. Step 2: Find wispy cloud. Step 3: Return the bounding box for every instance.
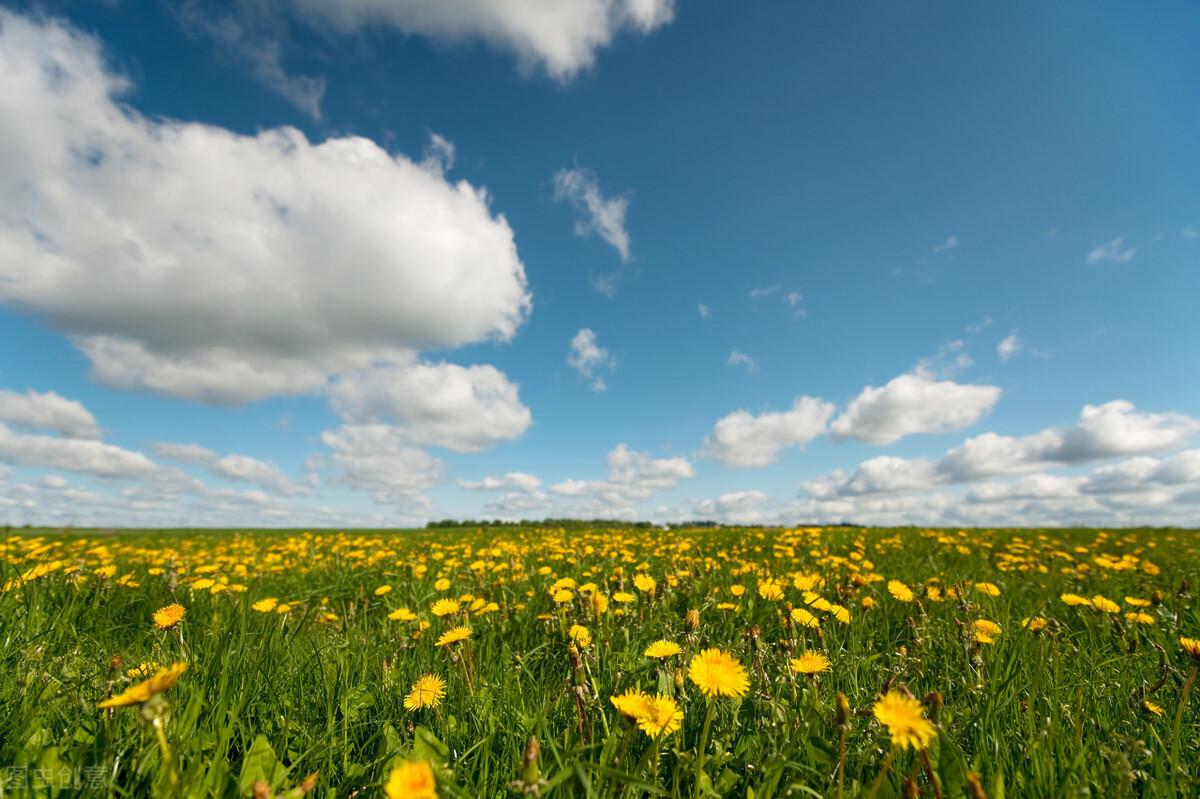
[934,235,958,253]
[553,166,631,262]
[1087,237,1136,265]
[727,351,758,374]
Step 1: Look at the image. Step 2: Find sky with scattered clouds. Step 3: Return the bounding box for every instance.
[0,1,1198,528]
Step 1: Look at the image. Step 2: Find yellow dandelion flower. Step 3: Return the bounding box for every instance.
[98,662,188,709]
[1143,700,1165,717]
[644,640,682,659]
[384,760,436,799]
[1181,637,1200,659]
[1061,593,1092,607]
[633,574,657,594]
[1021,616,1048,632]
[551,588,574,604]
[974,582,1001,597]
[872,690,936,751]
[568,624,592,648]
[790,607,820,628]
[403,674,446,711]
[861,596,878,610]
[1125,596,1151,607]
[389,607,418,622]
[636,694,683,737]
[434,578,451,591]
[757,578,785,601]
[1091,595,1121,614]
[125,661,161,679]
[830,604,851,625]
[611,689,652,718]
[430,598,460,617]
[152,603,185,630]
[887,581,914,602]
[613,591,636,604]
[688,648,749,699]
[973,619,1002,636]
[1125,611,1155,625]
[252,597,279,613]
[790,651,831,675]
[435,625,472,647]
[374,585,392,596]
[730,584,746,597]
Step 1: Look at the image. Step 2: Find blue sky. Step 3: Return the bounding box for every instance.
[0,0,1198,527]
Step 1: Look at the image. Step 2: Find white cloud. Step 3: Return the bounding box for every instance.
[320,424,443,507]
[459,472,542,492]
[805,401,1200,502]
[704,396,835,468]
[830,373,1001,445]
[175,1,326,119]
[548,443,694,514]
[727,351,758,374]
[0,13,530,404]
[692,489,770,524]
[0,423,157,478]
[698,303,710,319]
[329,360,531,452]
[0,388,101,439]
[1087,237,1136,264]
[568,328,614,391]
[1183,225,1198,240]
[553,167,631,261]
[784,291,803,307]
[934,235,958,252]
[938,400,1200,480]
[997,330,1021,361]
[749,285,779,300]
[285,0,675,81]
[153,441,309,494]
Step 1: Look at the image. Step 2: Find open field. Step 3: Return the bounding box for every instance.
[1,525,1198,798]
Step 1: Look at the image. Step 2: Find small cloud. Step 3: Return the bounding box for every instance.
[568,328,614,392]
[553,166,631,262]
[698,303,710,319]
[967,315,993,334]
[590,272,621,298]
[784,291,803,307]
[1183,225,1198,239]
[1086,237,1136,265]
[727,351,758,374]
[997,329,1021,361]
[934,235,958,253]
[749,285,780,300]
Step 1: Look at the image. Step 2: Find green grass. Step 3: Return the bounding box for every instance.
[0,525,1197,798]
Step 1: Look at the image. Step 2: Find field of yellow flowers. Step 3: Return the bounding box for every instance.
[1,525,1198,798]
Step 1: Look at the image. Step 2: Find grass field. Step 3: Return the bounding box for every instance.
[1,525,1198,798]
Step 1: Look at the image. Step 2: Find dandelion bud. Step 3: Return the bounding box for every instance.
[1151,589,1164,604]
[521,736,541,786]
[835,692,851,728]
[674,668,684,691]
[686,608,700,631]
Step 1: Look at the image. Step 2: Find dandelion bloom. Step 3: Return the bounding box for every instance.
[790,651,831,675]
[688,648,749,699]
[633,574,657,594]
[973,619,1002,636]
[1181,637,1200,659]
[636,695,683,737]
[1125,611,1155,625]
[1021,616,1048,632]
[374,585,392,596]
[790,608,820,628]
[434,578,451,591]
[757,579,785,601]
[389,607,418,622]
[125,661,161,679]
[974,582,1001,597]
[430,598,461,617]
[829,604,851,625]
[251,597,279,613]
[435,626,472,647]
[872,691,936,751]
[861,596,878,610]
[611,689,652,718]
[613,591,636,604]
[644,640,682,659]
[1091,595,1120,614]
[1060,593,1092,607]
[384,760,436,799]
[568,624,592,648]
[1143,700,1165,717]
[98,662,188,709]
[404,674,446,711]
[730,584,746,597]
[887,581,914,602]
[1125,596,1151,607]
[152,603,185,630]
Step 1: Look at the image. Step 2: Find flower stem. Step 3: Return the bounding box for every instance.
[151,716,179,788]
[693,697,715,799]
